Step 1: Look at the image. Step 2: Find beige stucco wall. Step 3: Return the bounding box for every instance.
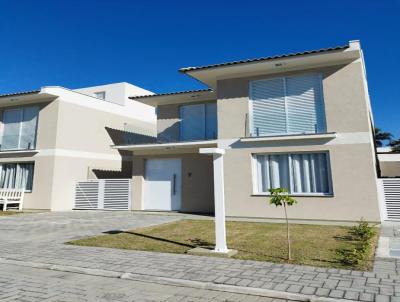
[380,162,400,177]
[0,97,140,211]
[217,62,371,139]
[132,152,214,213]
[213,60,380,222]
[0,100,59,209]
[223,142,380,222]
[157,104,180,140]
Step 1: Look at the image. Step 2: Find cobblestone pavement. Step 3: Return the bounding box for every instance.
[0,263,289,302]
[0,212,399,301]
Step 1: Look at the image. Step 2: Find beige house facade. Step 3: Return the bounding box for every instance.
[0,83,155,211]
[118,40,381,222]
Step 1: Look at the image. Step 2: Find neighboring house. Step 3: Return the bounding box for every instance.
[377,147,400,177]
[116,40,381,222]
[0,83,155,211]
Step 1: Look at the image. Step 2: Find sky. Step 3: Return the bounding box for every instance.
[0,0,399,138]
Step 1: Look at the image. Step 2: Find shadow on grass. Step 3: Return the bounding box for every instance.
[102,230,201,249]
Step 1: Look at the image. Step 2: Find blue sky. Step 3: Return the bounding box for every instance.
[0,1,399,138]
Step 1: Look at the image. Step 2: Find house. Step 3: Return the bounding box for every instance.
[115,40,381,222]
[0,83,155,211]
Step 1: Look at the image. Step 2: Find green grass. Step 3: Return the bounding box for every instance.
[0,211,23,216]
[68,220,378,270]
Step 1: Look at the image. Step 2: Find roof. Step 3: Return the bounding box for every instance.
[179,45,349,73]
[0,89,40,98]
[129,88,212,99]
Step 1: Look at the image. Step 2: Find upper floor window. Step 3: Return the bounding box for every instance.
[249,74,326,136]
[180,103,217,141]
[0,106,39,151]
[94,91,106,100]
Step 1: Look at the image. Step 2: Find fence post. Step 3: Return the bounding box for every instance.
[98,180,105,210]
[376,178,388,222]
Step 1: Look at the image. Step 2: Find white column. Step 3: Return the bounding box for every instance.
[199,148,228,253]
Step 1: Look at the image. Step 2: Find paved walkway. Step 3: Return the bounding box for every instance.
[0,263,289,302]
[0,212,399,301]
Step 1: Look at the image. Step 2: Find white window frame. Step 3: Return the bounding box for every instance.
[0,106,39,151]
[248,73,326,137]
[251,151,333,197]
[0,162,35,192]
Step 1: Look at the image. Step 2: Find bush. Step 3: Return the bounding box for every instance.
[351,218,376,241]
[336,219,377,268]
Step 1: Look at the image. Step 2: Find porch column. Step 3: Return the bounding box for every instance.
[199,148,228,253]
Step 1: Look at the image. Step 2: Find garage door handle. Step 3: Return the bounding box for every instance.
[172,174,176,196]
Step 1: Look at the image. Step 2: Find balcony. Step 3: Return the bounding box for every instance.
[0,135,36,152]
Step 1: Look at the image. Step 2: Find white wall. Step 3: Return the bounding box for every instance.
[74,82,156,124]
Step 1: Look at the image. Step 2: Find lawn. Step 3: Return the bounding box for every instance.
[0,211,23,216]
[69,220,378,270]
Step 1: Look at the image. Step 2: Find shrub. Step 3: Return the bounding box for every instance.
[351,218,376,241]
[336,219,377,268]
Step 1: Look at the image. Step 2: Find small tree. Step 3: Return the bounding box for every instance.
[374,128,393,147]
[269,188,298,261]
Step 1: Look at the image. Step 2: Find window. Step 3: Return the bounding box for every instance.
[0,162,34,191]
[180,103,217,141]
[249,74,326,136]
[94,91,106,100]
[1,107,39,151]
[254,152,331,195]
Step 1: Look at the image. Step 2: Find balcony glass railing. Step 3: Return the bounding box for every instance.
[0,135,36,151]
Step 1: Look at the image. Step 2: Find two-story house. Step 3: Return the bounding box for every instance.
[116,40,381,222]
[0,83,155,211]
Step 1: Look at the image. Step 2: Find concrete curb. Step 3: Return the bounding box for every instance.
[0,257,356,302]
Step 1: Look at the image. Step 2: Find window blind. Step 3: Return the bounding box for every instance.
[250,74,326,136]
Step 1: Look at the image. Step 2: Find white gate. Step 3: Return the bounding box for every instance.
[74,179,131,210]
[377,178,400,221]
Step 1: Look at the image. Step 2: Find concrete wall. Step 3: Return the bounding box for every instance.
[132,152,214,214]
[217,62,371,139]
[215,60,380,222]
[380,162,400,177]
[0,99,59,209]
[223,142,380,222]
[0,90,149,211]
[157,104,180,141]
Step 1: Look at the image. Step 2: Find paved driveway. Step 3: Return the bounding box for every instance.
[0,211,399,301]
[0,211,179,244]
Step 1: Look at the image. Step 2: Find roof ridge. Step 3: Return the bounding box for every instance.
[179,45,349,72]
[129,88,213,99]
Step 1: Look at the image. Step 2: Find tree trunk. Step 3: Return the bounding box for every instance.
[284,202,291,261]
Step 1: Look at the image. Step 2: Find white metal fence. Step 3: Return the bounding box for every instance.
[74,179,131,210]
[377,178,400,221]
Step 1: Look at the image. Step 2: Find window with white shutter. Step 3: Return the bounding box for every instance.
[250,74,326,136]
[1,106,39,150]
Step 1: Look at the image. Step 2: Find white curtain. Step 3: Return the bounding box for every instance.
[0,163,34,190]
[257,154,290,192]
[291,153,328,193]
[256,153,329,194]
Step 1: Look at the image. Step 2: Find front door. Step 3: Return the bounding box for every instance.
[144,158,181,211]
